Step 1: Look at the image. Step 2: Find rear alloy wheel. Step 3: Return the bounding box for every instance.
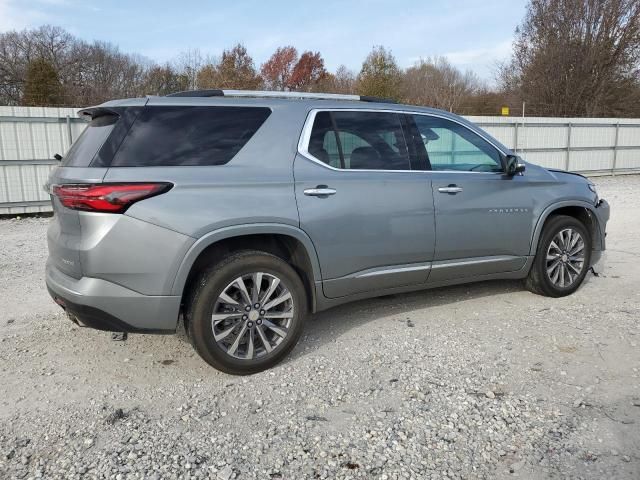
[526,215,592,297]
[211,272,294,360]
[187,250,307,374]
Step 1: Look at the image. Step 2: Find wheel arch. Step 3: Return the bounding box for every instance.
[530,201,603,256]
[172,224,322,314]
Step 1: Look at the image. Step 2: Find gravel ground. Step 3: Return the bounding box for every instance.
[1,175,639,479]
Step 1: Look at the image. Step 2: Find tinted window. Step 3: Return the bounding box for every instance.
[62,114,119,167]
[412,115,503,172]
[111,106,271,167]
[308,111,411,170]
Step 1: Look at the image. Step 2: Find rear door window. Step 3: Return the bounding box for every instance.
[307,111,411,170]
[62,114,119,167]
[111,106,271,167]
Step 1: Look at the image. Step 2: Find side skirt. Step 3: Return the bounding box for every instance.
[313,256,534,313]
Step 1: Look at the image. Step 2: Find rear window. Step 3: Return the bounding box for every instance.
[62,114,119,167]
[110,106,271,167]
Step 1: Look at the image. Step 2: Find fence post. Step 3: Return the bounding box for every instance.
[66,115,73,146]
[565,123,572,171]
[612,122,620,175]
[514,122,519,153]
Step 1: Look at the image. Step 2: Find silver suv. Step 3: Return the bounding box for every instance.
[46,90,610,374]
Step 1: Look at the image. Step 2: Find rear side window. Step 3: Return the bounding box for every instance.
[62,114,119,166]
[307,111,411,170]
[111,106,271,167]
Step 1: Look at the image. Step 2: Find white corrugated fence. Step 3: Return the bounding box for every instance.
[1,107,639,214]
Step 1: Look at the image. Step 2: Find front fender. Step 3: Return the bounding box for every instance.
[529,200,606,255]
[170,223,323,296]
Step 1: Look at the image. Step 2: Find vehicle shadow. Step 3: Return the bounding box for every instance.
[285,278,526,363]
[174,272,600,365]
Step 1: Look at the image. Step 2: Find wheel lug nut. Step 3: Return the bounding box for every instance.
[260,310,265,315]
[254,303,260,309]
[247,321,253,327]
[242,315,248,320]
[257,319,262,325]
[245,306,251,312]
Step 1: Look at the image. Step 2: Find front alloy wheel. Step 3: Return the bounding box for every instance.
[526,215,592,297]
[545,228,585,288]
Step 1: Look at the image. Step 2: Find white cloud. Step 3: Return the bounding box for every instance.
[0,0,51,31]
[444,40,513,67]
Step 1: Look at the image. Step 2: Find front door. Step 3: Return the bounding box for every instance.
[409,114,536,282]
[295,110,436,298]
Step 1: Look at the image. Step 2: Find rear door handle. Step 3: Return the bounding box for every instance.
[304,186,337,197]
[438,185,463,194]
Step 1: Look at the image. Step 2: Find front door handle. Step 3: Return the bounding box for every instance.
[304,186,337,197]
[438,185,463,194]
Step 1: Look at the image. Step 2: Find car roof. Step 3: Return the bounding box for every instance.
[86,94,513,155]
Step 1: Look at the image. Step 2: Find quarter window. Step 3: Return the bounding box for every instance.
[412,115,503,172]
[308,111,411,170]
[111,106,271,167]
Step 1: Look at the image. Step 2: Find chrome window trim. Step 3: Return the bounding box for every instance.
[297,108,508,174]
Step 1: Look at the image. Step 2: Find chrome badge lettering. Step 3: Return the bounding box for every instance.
[488,208,529,213]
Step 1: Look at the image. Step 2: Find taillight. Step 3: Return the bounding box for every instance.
[51,183,172,213]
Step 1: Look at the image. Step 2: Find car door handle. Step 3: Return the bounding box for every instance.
[438,185,463,194]
[304,187,337,197]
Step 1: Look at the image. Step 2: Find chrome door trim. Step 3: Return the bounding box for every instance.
[354,263,432,279]
[430,255,521,270]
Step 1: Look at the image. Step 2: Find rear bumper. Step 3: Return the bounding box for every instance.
[46,261,180,333]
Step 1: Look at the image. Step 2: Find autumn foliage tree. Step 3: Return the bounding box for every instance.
[142,64,189,96]
[289,51,328,91]
[260,46,298,90]
[198,43,262,90]
[356,46,402,100]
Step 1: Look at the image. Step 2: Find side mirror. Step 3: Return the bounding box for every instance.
[505,155,525,176]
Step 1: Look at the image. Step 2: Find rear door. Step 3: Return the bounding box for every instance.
[294,109,436,298]
[409,114,536,282]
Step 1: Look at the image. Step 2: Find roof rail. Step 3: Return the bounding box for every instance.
[165,89,396,103]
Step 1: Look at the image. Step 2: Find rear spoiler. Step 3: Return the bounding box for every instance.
[77,107,120,122]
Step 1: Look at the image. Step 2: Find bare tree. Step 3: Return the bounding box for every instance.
[500,0,640,117]
[403,56,480,111]
[331,65,357,94]
[175,48,203,90]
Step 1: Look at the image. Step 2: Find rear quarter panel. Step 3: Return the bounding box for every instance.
[104,103,307,238]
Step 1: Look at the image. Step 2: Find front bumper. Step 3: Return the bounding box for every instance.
[594,198,610,250]
[46,261,181,333]
[589,198,609,274]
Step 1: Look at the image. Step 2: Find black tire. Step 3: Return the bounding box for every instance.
[186,250,308,375]
[525,215,592,297]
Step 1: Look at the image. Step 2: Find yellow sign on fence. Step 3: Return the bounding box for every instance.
[501,106,510,116]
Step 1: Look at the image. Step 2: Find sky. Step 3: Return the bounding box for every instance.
[0,0,528,84]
